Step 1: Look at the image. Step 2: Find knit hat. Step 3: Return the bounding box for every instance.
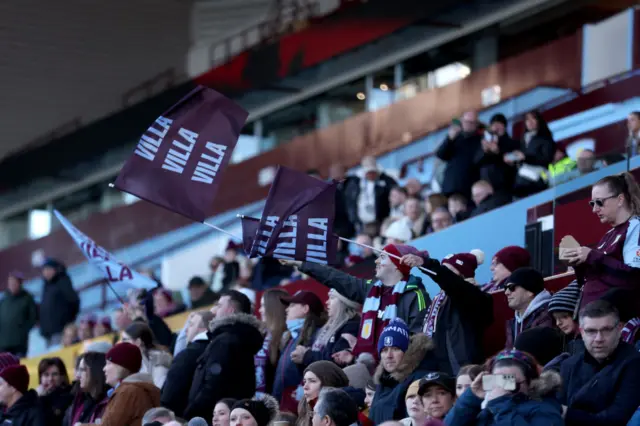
[0,353,20,373]
[377,318,410,355]
[514,327,565,366]
[383,220,413,243]
[328,289,362,311]
[343,362,372,390]
[284,290,324,315]
[0,365,29,394]
[507,267,544,295]
[383,244,429,279]
[106,342,142,373]
[305,361,349,388]
[232,395,279,426]
[418,372,456,396]
[548,281,580,315]
[494,246,531,272]
[441,249,485,279]
[406,380,421,400]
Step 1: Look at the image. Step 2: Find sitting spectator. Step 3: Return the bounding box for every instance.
[445,349,563,426]
[37,357,72,426]
[142,407,175,425]
[415,250,493,374]
[404,179,423,198]
[547,146,578,185]
[399,197,429,237]
[188,276,218,309]
[93,317,112,338]
[400,380,427,426]
[298,361,349,426]
[429,208,453,233]
[39,258,80,348]
[369,319,438,424]
[347,234,376,265]
[78,316,96,341]
[455,365,482,398]
[122,322,172,389]
[0,271,37,357]
[185,290,264,421]
[153,289,184,318]
[62,323,79,347]
[161,311,214,417]
[382,220,414,245]
[627,111,640,155]
[447,194,470,223]
[418,372,456,422]
[92,342,161,426]
[131,289,174,349]
[282,243,430,359]
[548,281,582,353]
[509,110,556,198]
[474,113,520,192]
[113,307,133,332]
[65,352,109,425]
[213,398,237,426]
[312,388,359,426]
[482,246,531,293]
[559,300,640,425]
[294,289,361,368]
[256,289,288,395]
[600,288,640,347]
[0,365,45,425]
[208,256,224,288]
[437,111,482,198]
[504,268,553,348]
[389,186,408,219]
[469,180,511,218]
[425,194,448,218]
[514,327,565,367]
[577,149,598,175]
[230,395,279,426]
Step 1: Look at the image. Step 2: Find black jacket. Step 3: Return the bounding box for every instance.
[40,384,73,426]
[474,134,520,192]
[184,313,264,420]
[469,192,512,218]
[437,131,482,197]
[39,270,80,339]
[190,289,218,310]
[513,132,556,197]
[301,317,361,367]
[0,289,38,353]
[335,176,356,238]
[344,173,397,227]
[0,390,46,426]
[560,341,640,426]
[419,259,494,375]
[161,338,209,417]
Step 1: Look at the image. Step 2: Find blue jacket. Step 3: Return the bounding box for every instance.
[273,327,320,403]
[444,388,564,426]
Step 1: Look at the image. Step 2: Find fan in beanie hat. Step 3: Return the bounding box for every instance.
[377,318,410,355]
[231,394,279,426]
[382,244,429,279]
[441,249,485,284]
[106,342,143,374]
[483,246,531,292]
[0,365,29,395]
[506,267,545,295]
[548,281,580,335]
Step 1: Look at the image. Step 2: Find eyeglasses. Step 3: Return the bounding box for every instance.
[589,194,618,208]
[581,323,619,338]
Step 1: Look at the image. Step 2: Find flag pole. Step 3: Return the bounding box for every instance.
[337,236,436,276]
[202,221,242,240]
[104,281,127,306]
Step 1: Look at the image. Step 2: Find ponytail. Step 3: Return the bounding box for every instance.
[595,172,640,216]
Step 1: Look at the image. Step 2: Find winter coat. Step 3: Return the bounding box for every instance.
[161,337,208,417]
[469,192,512,218]
[0,289,38,353]
[419,260,494,375]
[505,290,553,349]
[0,390,46,426]
[559,341,640,426]
[344,172,398,227]
[370,334,440,424]
[40,384,73,426]
[184,313,265,420]
[437,131,482,197]
[444,370,564,426]
[190,288,218,309]
[474,133,520,192]
[140,349,172,389]
[39,270,80,339]
[79,372,160,426]
[301,317,361,367]
[299,262,430,334]
[63,390,109,426]
[512,133,555,197]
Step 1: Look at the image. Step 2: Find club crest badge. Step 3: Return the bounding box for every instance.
[384,336,393,347]
[361,319,373,339]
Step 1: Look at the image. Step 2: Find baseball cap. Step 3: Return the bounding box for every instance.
[418,372,456,396]
[283,290,324,315]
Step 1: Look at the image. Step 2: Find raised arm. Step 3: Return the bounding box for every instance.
[288,261,371,304]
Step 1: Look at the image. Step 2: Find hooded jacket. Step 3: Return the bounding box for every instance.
[0,390,46,426]
[505,290,553,349]
[184,313,265,420]
[39,263,80,339]
[445,370,564,426]
[369,334,440,424]
[80,372,159,426]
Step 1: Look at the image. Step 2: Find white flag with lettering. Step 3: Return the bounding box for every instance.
[54,210,156,290]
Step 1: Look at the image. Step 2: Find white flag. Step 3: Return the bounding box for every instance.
[54,210,156,290]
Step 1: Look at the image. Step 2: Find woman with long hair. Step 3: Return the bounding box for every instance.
[293,289,361,368]
[256,288,288,395]
[38,357,73,426]
[122,321,173,388]
[564,172,640,310]
[297,361,349,426]
[213,398,237,426]
[64,352,110,425]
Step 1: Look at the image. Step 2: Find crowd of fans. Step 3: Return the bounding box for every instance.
[0,111,640,426]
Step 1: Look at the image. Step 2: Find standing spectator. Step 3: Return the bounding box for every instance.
[627,111,640,155]
[222,244,241,292]
[436,112,482,198]
[152,289,184,318]
[230,395,279,426]
[0,365,45,425]
[39,259,80,348]
[112,307,132,332]
[298,361,349,426]
[256,289,288,395]
[564,172,640,309]
[474,113,520,192]
[184,290,264,421]
[559,300,640,425]
[131,289,174,348]
[468,180,511,218]
[161,311,213,417]
[417,372,456,422]
[329,163,356,239]
[141,407,175,425]
[344,156,397,234]
[188,276,218,309]
[429,208,453,233]
[0,272,37,357]
[312,388,359,426]
[509,110,556,197]
[208,256,224,289]
[482,246,531,293]
[121,322,172,389]
[213,398,237,426]
[37,358,72,426]
[454,365,482,398]
[504,268,553,349]
[65,352,109,425]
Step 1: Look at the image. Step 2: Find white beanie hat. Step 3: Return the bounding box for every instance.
[383,220,413,243]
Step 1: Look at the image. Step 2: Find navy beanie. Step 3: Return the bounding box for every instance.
[377,318,410,355]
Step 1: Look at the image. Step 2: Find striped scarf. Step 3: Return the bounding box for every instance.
[622,317,640,344]
[422,290,446,337]
[354,280,407,357]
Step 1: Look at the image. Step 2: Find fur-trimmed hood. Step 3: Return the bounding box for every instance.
[147,348,173,369]
[528,370,562,399]
[209,312,266,335]
[374,334,435,384]
[208,312,266,356]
